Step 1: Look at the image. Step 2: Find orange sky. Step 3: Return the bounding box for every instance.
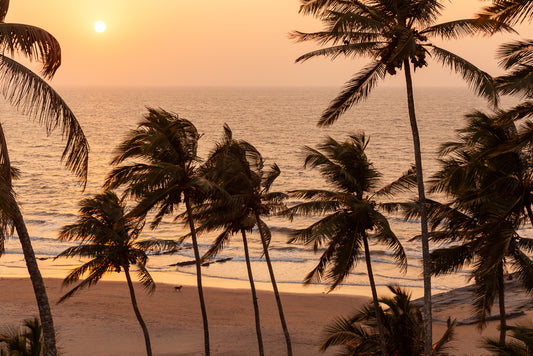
[8,0,528,88]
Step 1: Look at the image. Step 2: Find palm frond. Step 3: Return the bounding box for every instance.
[421,19,515,40]
[319,61,386,126]
[0,55,89,182]
[497,39,533,69]
[374,165,416,197]
[480,0,533,25]
[295,42,382,63]
[134,238,179,253]
[428,45,498,107]
[0,22,62,77]
[58,259,109,303]
[289,30,382,45]
[496,66,533,98]
[136,264,156,294]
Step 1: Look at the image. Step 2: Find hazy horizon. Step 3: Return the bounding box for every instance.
[8,1,529,88]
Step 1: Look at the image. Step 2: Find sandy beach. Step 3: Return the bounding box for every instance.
[0,277,529,355]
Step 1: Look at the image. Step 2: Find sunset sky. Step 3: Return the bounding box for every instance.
[8,0,527,88]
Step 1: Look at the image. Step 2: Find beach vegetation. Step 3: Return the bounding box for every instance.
[0,317,43,356]
[321,285,456,356]
[192,124,291,356]
[291,2,514,353]
[0,0,91,354]
[394,111,533,346]
[56,191,178,356]
[282,133,408,354]
[485,324,533,355]
[104,108,212,355]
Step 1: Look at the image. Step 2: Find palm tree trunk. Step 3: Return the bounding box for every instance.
[124,267,152,356]
[184,194,210,356]
[241,229,264,356]
[498,263,507,345]
[254,213,292,356]
[362,232,388,356]
[403,58,432,356]
[12,203,57,356]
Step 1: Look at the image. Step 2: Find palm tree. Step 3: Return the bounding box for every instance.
[484,324,533,355]
[402,111,533,345]
[195,125,292,355]
[104,108,211,355]
[0,317,43,356]
[480,1,533,134]
[321,285,456,356]
[480,0,533,26]
[0,2,90,355]
[282,133,408,355]
[292,2,513,352]
[56,191,178,356]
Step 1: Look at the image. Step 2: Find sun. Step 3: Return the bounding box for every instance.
[94,21,106,33]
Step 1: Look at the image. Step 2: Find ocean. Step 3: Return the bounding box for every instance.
[0,86,523,293]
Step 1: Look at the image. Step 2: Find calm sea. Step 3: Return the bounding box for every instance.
[0,86,523,293]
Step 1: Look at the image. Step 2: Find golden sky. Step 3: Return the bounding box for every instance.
[8,0,527,87]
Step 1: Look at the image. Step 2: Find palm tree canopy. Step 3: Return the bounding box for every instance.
[283,133,406,289]
[192,124,286,258]
[291,0,515,125]
[396,111,533,325]
[321,285,456,355]
[106,108,212,228]
[480,0,533,25]
[0,317,43,356]
[56,191,178,303]
[0,0,89,183]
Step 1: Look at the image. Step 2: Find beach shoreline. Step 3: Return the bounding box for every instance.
[0,276,528,355]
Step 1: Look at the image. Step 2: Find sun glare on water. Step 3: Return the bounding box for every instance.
[94,21,106,33]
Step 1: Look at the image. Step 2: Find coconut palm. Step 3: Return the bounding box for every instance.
[484,324,533,355]
[0,2,90,355]
[194,125,291,355]
[480,1,533,130]
[104,108,212,355]
[292,2,513,352]
[56,191,177,356]
[282,133,408,354]
[0,317,43,356]
[481,0,533,26]
[401,111,533,345]
[321,285,456,356]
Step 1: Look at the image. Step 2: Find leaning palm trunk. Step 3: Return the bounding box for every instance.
[497,263,507,345]
[241,229,264,356]
[255,213,292,356]
[184,194,210,356]
[362,232,387,356]
[12,204,57,356]
[124,267,152,356]
[403,59,433,356]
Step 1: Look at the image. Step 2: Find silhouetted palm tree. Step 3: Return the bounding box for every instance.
[480,0,533,133]
[406,111,533,345]
[105,108,212,355]
[283,133,408,354]
[481,0,533,26]
[321,285,456,356]
[56,191,177,356]
[195,125,291,355]
[292,2,513,352]
[0,317,43,356]
[485,324,533,355]
[0,2,90,355]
